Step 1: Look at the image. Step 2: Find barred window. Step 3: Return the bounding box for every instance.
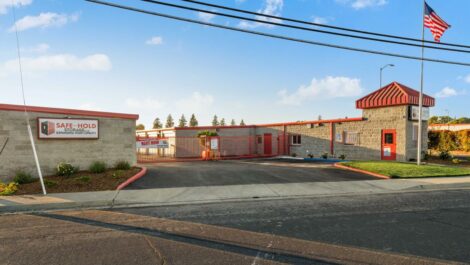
[344,132,359,145]
[292,135,302,145]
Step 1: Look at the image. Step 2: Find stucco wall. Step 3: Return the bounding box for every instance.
[0,110,136,181]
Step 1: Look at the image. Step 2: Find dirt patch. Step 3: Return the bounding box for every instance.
[427,157,470,168]
[15,167,142,195]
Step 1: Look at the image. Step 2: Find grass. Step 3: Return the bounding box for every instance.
[340,161,470,178]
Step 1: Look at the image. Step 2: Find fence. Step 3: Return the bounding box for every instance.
[137,134,288,163]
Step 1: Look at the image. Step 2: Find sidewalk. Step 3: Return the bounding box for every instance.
[2,177,470,213]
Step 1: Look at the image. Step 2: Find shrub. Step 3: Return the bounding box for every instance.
[44,180,58,188]
[439,151,451,160]
[422,151,429,161]
[307,154,314,159]
[339,154,346,160]
[56,162,76,177]
[291,153,297,157]
[197,130,218,137]
[89,161,106,174]
[76,176,91,183]
[321,152,328,159]
[13,171,35,184]
[0,182,18,195]
[114,160,131,170]
[112,170,125,179]
[452,158,461,164]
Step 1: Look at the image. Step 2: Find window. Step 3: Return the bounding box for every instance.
[384,133,394,144]
[292,135,301,145]
[257,135,262,144]
[344,132,359,145]
[412,124,419,141]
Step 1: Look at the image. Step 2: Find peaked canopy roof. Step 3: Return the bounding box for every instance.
[356,82,435,109]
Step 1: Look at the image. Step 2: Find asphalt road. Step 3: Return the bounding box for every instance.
[126,160,375,189]
[117,189,470,264]
[2,189,470,264]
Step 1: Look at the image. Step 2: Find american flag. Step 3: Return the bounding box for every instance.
[424,2,450,42]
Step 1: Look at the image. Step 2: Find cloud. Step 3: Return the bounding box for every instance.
[175,92,214,112]
[0,54,112,76]
[277,76,363,105]
[197,11,216,23]
[312,16,331,25]
[77,102,102,111]
[21,43,50,53]
[0,0,31,14]
[9,12,79,32]
[336,0,387,9]
[126,98,166,110]
[435,87,464,98]
[145,36,163,45]
[464,74,470,83]
[238,0,283,29]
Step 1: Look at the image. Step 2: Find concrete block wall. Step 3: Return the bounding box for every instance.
[0,110,136,181]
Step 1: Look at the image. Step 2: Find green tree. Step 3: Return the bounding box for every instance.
[152,117,162,129]
[189,114,198,127]
[212,115,219,126]
[230,119,236,126]
[165,114,174,128]
[428,116,439,125]
[450,117,470,124]
[240,119,246,126]
[220,118,226,126]
[136,124,145,130]
[178,114,187,127]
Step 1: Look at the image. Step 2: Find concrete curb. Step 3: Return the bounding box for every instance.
[116,167,147,190]
[333,163,390,179]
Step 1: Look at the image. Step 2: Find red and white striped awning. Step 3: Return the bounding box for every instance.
[356,82,435,109]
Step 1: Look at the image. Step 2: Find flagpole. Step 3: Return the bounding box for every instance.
[417,0,426,166]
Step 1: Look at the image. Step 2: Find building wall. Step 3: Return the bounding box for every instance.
[0,110,136,181]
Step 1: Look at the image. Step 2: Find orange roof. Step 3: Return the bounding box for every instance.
[356,82,435,109]
[0,103,139,120]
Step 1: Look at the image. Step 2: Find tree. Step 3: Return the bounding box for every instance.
[240,119,246,126]
[212,115,219,126]
[152,117,162,129]
[136,124,145,130]
[220,118,226,126]
[230,119,236,126]
[189,114,198,127]
[178,114,187,127]
[165,114,174,128]
[450,117,470,124]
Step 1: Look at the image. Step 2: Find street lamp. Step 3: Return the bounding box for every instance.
[380,64,395,88]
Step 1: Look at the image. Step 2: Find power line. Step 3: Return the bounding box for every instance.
[85,0,470,67]
[142,0,470,54]
[182,0,470,50]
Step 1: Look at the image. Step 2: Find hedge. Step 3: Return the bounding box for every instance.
[429,130,470,152]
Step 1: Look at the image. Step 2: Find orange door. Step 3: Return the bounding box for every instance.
[381,129,397,161]
[264,133,272,155]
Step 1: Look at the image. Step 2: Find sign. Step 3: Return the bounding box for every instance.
[335,132,343,143]
[210,138,219,150]
[38,118,98,139]
[383,147,391,157]
[136,138,169,149]
[409,106,430,121]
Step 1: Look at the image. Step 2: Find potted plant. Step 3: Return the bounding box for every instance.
[197,130,218,147]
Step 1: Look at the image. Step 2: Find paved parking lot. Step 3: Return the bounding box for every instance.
[126,159,376,189]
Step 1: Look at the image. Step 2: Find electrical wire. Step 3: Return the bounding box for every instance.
[142,0,470,54]
[182,0,470,50]
[86,0,470,67]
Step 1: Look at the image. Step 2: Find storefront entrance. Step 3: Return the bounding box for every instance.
[381,129,397,161]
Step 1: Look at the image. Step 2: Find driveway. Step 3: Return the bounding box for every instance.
[126,159,376,189]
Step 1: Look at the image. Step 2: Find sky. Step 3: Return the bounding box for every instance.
[1,0,470,128]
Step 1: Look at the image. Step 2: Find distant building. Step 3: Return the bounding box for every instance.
[137,82,435,162]
[429,124,470,132]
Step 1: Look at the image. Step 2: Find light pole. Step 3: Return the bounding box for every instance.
[380,64,395,88]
